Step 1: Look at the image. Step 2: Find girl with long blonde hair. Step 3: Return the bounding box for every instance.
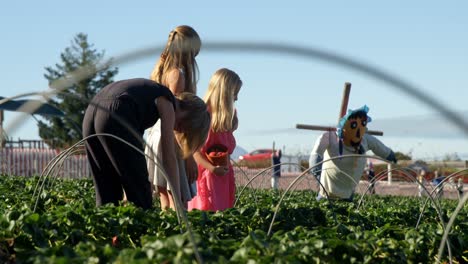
[188,68,242,211]
[145,25,201,210]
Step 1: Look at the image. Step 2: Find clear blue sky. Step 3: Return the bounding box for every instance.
[1,1,467,160]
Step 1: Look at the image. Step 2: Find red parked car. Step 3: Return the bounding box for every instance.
[238,149,273,162]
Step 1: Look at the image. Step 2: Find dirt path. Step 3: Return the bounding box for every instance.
[235,170,466,200]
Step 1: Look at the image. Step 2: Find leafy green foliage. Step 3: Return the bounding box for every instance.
[0,175,466,263]
[394,151,412,161]
[38,33,118,149]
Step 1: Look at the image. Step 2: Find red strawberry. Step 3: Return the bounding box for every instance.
[112,235,119,246]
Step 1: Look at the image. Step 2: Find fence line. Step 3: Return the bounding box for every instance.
[1,148,464,199]
[0,148,292,181]
[0,148,91,179]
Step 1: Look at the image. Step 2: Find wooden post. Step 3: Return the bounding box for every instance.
[296,124,384,136]
[387,163,393,184]
[295,81,384,136]
[339,82,352,121]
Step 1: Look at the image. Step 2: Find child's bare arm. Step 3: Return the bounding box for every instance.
[157,96,181,203]
[194,151,228,176]
[166,68,186,95]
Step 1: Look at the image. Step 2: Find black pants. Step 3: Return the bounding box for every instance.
[82,97,152,209]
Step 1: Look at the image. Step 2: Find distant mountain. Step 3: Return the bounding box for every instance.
[232,145,248,161]
[371,112,468,139]
[432,152,468,162]
[456,152,468,160]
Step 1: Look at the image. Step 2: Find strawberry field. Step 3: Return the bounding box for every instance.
[0,175,467,263]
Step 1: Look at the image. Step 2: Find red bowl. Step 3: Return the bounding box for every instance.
[206,144,229,166]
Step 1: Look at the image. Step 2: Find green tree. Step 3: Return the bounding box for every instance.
[442,152,461,161]
[38,33,118,149]
[394,151,412,161]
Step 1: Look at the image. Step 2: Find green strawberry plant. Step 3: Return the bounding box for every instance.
[0,175,466,263]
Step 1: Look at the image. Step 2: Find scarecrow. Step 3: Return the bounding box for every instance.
[308,105,397,201]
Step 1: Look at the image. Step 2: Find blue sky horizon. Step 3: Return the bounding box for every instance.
[1,1,467,160]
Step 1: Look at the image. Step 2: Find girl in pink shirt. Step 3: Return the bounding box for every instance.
[188,68,242,211]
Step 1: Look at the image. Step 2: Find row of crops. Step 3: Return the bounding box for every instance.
[0,175,466,263]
